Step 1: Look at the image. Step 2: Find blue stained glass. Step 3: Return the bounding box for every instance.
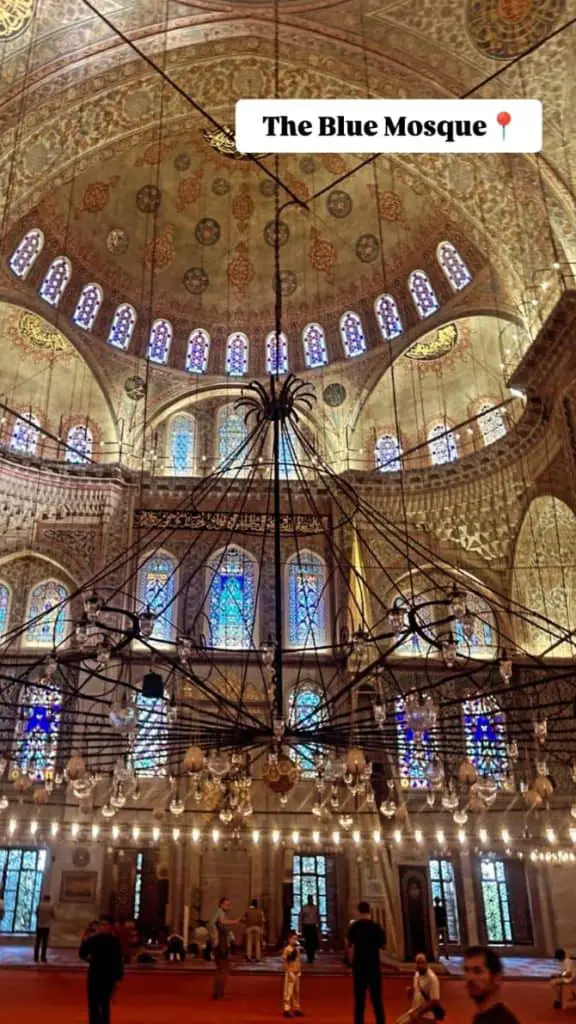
[478,404,507,445]
[0,582,10,637]
[279,423,299,480]
[39,257,71,307]
[393,599,432,657]
[428,424,459,465]
[108,303,137,350]
[9,229,45,279]
[409,270,439,319]
[340,311,366,357]
[288,553,327,649]
[138,554,176,642]
[25,581,68,648]
[437,241,472,292]
[266,331,289,375]
[375,294,403,340]
[225,332,249,376]
[455,594,494,653]
[185,329,210,373]
[289,687,325,775]
[463,696,508,782]
[13,684,62,782]
[10,413,40,456]
[218,406,248,474]
[134,693,168,776]
[291,853,328,934]
[169,414,195,475]
[429,858,460,943]
[0,849,47,934]
[303,323,328,368]
[207,546,256,649]
[375,434,402,472]
[73,283,103,330]
[147,319,172,365]
[480,859,512,944]
[65,424,93,464]
[395,697,434,789]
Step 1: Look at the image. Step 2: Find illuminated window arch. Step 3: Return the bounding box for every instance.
[133,692,168,777]
[217,405,249,475]
[65,424,93,464]
[108,303,137,350]
[9,229,45,279]
[409,270,439,319]
[137,552,177,643]
[0,582,11,638]
[147,319,172,365]
[340,311,366,358]
[266,331,289,375]
[463,695,508,782]
[185,329,210,373]
[24,580,68,648]
[477,403,507,445]
[10,412,40,456]
[395,696,435,789]
[455,593,496,657]
[375,294,403,341]
[13,683,62,782]
[391,597,434,658]
[207,546,257,649]
[39,257,72,307]
[279,421,302,480]
[168,413,196,475]
[287,551,327,650]
[288,683,326,775]
[225,332,249,376]
[428,423,459,465]
[437,241,472,292]
[375,434,402,472]
[73,283,103,331]
[303,323,328,369]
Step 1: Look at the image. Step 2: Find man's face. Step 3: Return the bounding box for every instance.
[464,955,498,1004]
[415,954,428,976]
[221,899,230,912]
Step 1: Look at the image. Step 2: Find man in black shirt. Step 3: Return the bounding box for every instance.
[464,946,520,1024]
[79,916,124,1024]
[347,901,386,1024]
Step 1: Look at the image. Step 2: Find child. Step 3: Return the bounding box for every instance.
[282,930,304,1018]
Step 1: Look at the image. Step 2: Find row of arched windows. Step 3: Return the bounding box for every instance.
[375,405,507,473]
[4,412,93,463]
[165,408,301,478]
[9,231,472,373]
[0,580,68,647]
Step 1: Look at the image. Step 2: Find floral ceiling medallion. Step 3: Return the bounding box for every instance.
[201,126,268,161]
[405,322,458,362]
[0,0,35,40]
[466,0,564,59]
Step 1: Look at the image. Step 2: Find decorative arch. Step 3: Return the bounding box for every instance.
[10,412,41,456]
[39,256,72,307]
[9,228,45,279]
[108,303,137,350]
[409,270,439,319]
[374,294,403,341]
[65,424,93,464]
[288,680,326,774]
[167,412,196,475]
[427,423,459,465]
[137,551,178,643]
[0,580,11,637]
[225,332,249,376]
[303,323,328,368]
[340,310,366,358]
[13,682,62,782]
[287,550,328,650]
[437,241,472,292]
[375,433,402,472]
[185,328,210,373]
[147,318,173,365]
[24,579,69,648]
[266,331,289,375]
[217,404,249,476]
[73,283,103,331]
[206,545,258,649]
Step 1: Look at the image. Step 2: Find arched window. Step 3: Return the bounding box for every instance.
[13,683,62,782]
[390,587,435,658]
[217,405,249,475]
[147,319,172,365]
[168,413,195,475]
[463,695,508,782]
[225,332,249,376]
[9,229,45,279]
[437,241,472,292]
[279,422,301,480]
[477,403,507,445]
[409,270,439,319]
[133,692,168,777]
[266,331,289,375]
[185,329,210,373]
[455,593,496,656]
[137,553,177,643]
[395,696,435,789]
[303,323,328,369]
[375,434,402,472]
[0,582,11,638]
[207,546,257,649]
[65,424,93,464]
[428,423,459,465]
[73,283,103,331]
[288,684,325,775]
[10,412,40,456]
[288,552,327,650]
[340,311,366,358]
[24,581,68,648]
[375,294,403,341]
[39,257,72,307]
[108,303,137,350]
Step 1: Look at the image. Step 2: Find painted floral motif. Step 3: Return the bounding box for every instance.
[195,217,221,245]
[212,178,230,195]
[321,154,346,174]
[466,0,563,59]
[326,190,352,218]
[323,383,346,407]
[227,243,255,292]
[259,179,278,197]
[232,184,255,230]
[299,158,316,174]
[175,170,203,212]
[144,224,175,270]
[308,228,336,282]
[264,220,290,248]
[283,174,310,202]
[79,177,119,215]
[136,185,162,213]
[355,234,380,263]
[136,139,176,166]
[124,376,147,401]
[106,228,129,254]
[183,267,209,295]
[368,185,403,221]
[272,270,297,296]
[174,153,191,171]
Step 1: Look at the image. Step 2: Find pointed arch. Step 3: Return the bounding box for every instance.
[73,283,103,331]
[217,404,249,476]
[10,412,40,456]
[0,580,11,638]
[225,332,249,376]
[65,424,93,464]
[428,423,459,465]
[206,545,258,649]
[24,580,69,648]
[409,270,440,319]
[374,294,403,341]
[9,229,45,279]
[13,682,62,782]
[463,695,508,782]
[147,318,173,365]
[437,241,472,292]
[108,303,137,350]
[375,434,402,472]
[266,331,289,375]
[39,257,72,307]
[287,550,328,650]
[303,323,328,368]
[477,402,507,445]
[340,310,366,357]
[137,551,177,643]
[288,681,326,775]
[185,328,210,373]
[168,413,196,475]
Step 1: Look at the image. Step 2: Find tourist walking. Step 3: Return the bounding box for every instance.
[347,901,386,1024]
[34,893,55,963]
[282,929,304,1018]
[244,898,265,961]
[210,896,239,999]
[398,953,443,1022]
[79,916,124,1024]
[299,896,320,964]
[549,947,575,1009]
[464,946,520,1023]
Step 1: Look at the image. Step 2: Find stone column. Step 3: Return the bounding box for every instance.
[459,851,479,945]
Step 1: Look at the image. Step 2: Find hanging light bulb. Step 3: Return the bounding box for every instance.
[169,797,185,817]
[71,822,79,838]
[461,608,475,640]
[546,828,557,844]
[172,828,181,841]
[219,808,233,824]
[112,825,120,840]
[394,829,402,844]
[436,829,445,844]
[30,820,38,836]
[414,829,423,844]
[84,591,103,622]
[479,828,489,844]
[95,636,113,670]
[139,607,156,638]
[260,639,276,668]
[91,824,100,840]
[191,827,200,843]
[453,809,468,826]
[501,828,510,843]
[8,817,17,835]
[212,828,220,844]
[458,829,467,844]
[499,650,513,684]
[312,830,321,845]
[75,614,89,643]
[387,604,405,634]
[177,634,193,664]
[373,703,386,729]
[339,814,354,831]
[352,829,361,845]
[442,634,458,668]
[332,830,341,845]
[372,829,381,844]
[51,821,59,837]
[132,826,141,841]
[534,718,548,743]
[448,586,466,619]
[292,830,300,845]
[152,827,160,842]
[380,800,396,819]
[252,830,260,844]
[0,794,9,811]
[272,829,280,845]
[101,803,116,819]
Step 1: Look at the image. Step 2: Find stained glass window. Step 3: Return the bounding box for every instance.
[340,311,366,358]
[207,546,257,649]
[375,434,402,472]
[291,853,329,934]
[392,598,433,658]
[39,257,72,307]
[437,241,472,292]
[225,332,249,376]
[455,594,495,656]
[266,331,289,375]
[147,319,173,365]
[477,403,507,446]
[375,294,403,341]
[9,229,45,279]
[0,582,11,638]
[73,283,103,331]
[395,697,435,789]
[303,323,328,369]
[0,849,47,935]
[138,553,177,643]
[168,414,195,475]
[133,693,168,777]
[289,686,325,775]
[13,684,62,782]
[108,303,137,350]
[218,405,248,475]
[480,859,512,944]
[430,859,460,943]
[185,329,210,373]
[463,696,508,782]
[428,424,459,465]
[409,270,440,319]
[288,553,327,650]
[133,852,144,919]
[65,424,93,464]
[279,422,300,480]
[24,581,68,648]
[10,413,40,456]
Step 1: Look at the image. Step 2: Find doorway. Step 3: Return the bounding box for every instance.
[0,847,47,934]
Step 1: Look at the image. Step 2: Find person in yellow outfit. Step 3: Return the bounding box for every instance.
[282,931,304,1018]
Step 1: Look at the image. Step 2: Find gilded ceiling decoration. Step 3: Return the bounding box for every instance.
[202,126,268,161]
[17,311,71,356]
[465,0,565,59]
[405,323,459,362]
[0,0,34,40]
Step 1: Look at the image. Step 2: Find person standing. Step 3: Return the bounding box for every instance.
[347,901,386,1024]
[550,947,574,1009]
[79,916,124,1024]
[34,894,55,963]
[433,898,449,960]
[404,953,443,1021]
[282,930,304,1018]
[464,946,520,1023]
[299,896,320,964]
[210,896,239,1000]
[244,898,265,961]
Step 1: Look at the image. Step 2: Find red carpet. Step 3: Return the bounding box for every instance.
[0,969,561,1022]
